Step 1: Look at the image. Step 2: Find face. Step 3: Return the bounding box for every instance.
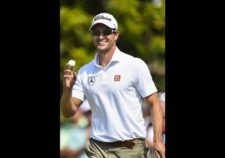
[91,24,119,53]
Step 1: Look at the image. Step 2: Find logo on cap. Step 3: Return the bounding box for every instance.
[94,15,112,22]
[89,13,118,31]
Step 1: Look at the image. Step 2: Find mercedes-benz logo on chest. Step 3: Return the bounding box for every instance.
[88,77,95,86]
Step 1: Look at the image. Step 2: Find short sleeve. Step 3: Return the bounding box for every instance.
[134,58,157,97]
[72,71,85,101]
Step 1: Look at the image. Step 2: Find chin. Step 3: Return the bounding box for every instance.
[97,46,108,51]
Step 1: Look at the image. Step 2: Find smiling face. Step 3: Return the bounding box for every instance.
[91,24,119,53]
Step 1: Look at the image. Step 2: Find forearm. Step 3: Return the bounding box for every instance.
[60,89,77,118]
[150,102,163,142]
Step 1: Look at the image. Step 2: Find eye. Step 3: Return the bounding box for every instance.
[91,29,114,36]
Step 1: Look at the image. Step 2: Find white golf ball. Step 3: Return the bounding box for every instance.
[67,60,76,67]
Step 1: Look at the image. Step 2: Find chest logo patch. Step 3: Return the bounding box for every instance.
[114,75,121,81]
[88,76,96,86]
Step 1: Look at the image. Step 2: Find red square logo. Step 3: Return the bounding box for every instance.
[114,75,121,81]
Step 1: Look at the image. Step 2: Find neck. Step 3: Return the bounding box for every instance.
[98,45,116,67]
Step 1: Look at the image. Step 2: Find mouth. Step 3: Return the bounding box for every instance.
[97,40,107,46]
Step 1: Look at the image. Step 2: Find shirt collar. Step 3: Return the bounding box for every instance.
[94,47,122,67]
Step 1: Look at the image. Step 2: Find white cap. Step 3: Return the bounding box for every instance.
[89,13,118,31]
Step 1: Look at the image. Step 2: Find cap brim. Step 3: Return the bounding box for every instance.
[89,20,116,31]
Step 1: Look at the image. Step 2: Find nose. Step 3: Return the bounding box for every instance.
[97,34,105,39]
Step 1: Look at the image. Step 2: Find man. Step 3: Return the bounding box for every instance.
[61,13,165,158]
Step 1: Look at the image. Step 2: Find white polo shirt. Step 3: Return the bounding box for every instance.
[72,47,157,142]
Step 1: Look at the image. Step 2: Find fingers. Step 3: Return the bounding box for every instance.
[64,63,76,79]
[63,68,76,88]
[155,150,165,158]
[64,63,75,71]
[64,69,73,76]
[153,143,165,158]
[153,140,165,158]
[64,70,76,81]
[155,150,161,158]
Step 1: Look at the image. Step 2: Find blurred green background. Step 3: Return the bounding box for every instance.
[60,0,165,118]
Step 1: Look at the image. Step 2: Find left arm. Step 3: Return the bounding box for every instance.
[145,92,165,158]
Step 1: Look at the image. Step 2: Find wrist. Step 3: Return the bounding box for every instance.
[153,137,162,143]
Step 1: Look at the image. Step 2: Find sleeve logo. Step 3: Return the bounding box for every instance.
[114,75,121,81]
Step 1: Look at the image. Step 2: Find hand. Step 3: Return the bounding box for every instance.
[153,140,165,158]
[63,65,76,90]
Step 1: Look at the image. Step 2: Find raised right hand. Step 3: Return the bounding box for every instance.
[63,65,76,90]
